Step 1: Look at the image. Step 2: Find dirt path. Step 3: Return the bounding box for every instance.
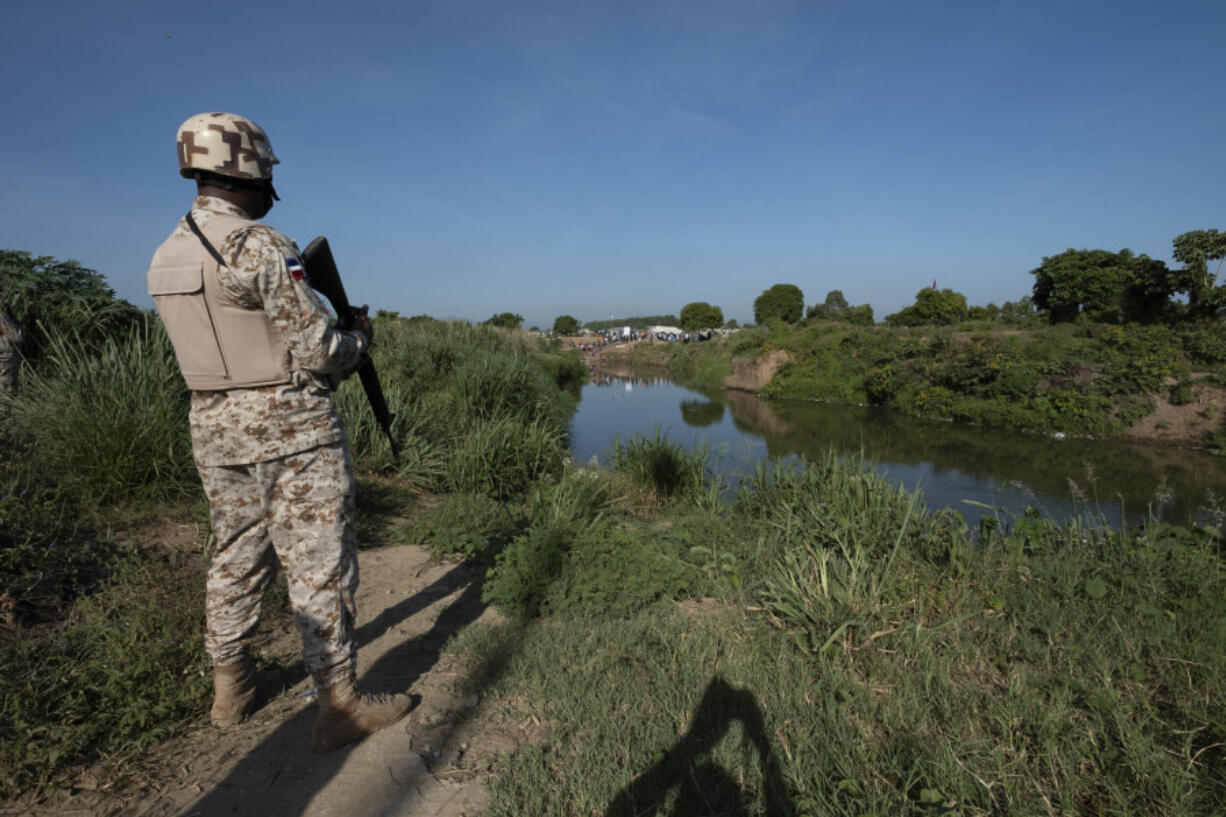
[15,545,520,817]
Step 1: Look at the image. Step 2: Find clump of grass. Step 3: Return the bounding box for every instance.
[2,321,194,503]
[398,492,520,558]
[608,428,714,503]
[448,416,567,498]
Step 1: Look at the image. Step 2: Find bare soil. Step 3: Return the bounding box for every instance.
[5,544,521,817]
[1123,379,1226,447]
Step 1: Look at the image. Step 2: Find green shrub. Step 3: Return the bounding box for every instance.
[0,251,143,365]
[539,527,697,617]
[400,492,519,558]
[864,363,898,404]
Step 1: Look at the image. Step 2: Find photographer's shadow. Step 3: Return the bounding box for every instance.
[604,677,797,817]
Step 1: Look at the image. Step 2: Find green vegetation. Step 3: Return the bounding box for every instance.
[1030,248,1180,324]
[0,260,584,797]
[481,311,524,329]
[678,301,724,331]
[886,287,969,326]
[753,283,804,325]
[0,250,142,365]
[6,245,1225,812]
[807,289,874,325]
[419,443,1225,816]
[1172,228,1226,314]
[623,319,1226,441]
[552,313,580,335]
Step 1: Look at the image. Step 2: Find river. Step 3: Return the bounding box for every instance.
[569,370,1226,529]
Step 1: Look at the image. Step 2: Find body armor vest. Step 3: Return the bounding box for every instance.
[147,213,292,391]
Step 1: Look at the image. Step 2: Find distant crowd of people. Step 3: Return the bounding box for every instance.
[569,328,715,353]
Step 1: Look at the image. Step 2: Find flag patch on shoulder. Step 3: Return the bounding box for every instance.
[286,256,306,280]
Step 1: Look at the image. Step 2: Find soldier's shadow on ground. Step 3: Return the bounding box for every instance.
[178,560,486,817]
[604,677,797,817]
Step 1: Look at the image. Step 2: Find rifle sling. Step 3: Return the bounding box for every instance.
[185,212,229,268]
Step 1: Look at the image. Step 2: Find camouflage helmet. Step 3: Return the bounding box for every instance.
[176,112,279,181]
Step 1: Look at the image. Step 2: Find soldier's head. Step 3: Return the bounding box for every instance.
[176,112,281,219]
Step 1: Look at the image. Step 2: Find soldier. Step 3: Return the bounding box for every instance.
[0,301,23,394]
[146,112,413,751]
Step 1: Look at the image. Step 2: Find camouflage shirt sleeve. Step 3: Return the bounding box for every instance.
[217,225,368,376]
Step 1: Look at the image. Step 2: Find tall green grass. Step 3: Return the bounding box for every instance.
[608,427,718,503]
[2,320,194,503]
[337,318,576,496]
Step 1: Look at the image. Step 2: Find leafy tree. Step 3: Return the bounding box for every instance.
[1172,229,1226,314]
[1031,248,1178,324]
[807,290,874,324]
[753,284,804,324]
[724,318,739,329]
[374,309,401,321]
[482,312,524,330]
[844,304,874,325]
[885,288,969,327]
[0,250,141,362]
[967,303,1000,321]
[998,296,1038,325]
[678,302,724,331]
[552,314,580,335]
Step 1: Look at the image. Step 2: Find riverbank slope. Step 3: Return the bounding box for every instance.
[598,321,1226,448]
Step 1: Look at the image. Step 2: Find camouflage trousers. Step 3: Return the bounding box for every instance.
[197,442,358,689]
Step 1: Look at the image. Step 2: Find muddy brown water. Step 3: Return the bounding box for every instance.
[570,371,1226,529]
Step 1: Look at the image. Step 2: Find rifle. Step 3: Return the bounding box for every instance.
[301,237,400,458]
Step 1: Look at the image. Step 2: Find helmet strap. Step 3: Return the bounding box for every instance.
[193,171,279,201]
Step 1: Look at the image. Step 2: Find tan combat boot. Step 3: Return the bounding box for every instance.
[210,657,257,727]
[312,676,416,752]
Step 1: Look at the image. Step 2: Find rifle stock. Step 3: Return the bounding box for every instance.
[301,236,400,458]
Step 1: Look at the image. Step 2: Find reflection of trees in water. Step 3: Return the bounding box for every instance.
[720,395,1226,524]
[604,677,796,817]
[679,399,725,428]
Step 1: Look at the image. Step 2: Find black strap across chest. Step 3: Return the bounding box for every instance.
[185,212,228,268]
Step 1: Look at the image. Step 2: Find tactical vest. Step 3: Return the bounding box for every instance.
[147,213,292,391]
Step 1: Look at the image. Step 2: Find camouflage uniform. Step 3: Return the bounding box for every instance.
[0,312,23,394]
[172,195,368,689]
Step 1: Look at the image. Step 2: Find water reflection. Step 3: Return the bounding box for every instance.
[570,370,1226,527]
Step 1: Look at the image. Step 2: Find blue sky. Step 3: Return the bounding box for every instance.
[1,0,1223,326]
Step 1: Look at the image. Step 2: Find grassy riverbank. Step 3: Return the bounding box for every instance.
[613,320,1226,446]
[422,440,1225,815]
[0,316,583,797]
[2,309,1223,814]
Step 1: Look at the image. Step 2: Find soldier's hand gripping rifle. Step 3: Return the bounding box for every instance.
[301,237,400,458]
